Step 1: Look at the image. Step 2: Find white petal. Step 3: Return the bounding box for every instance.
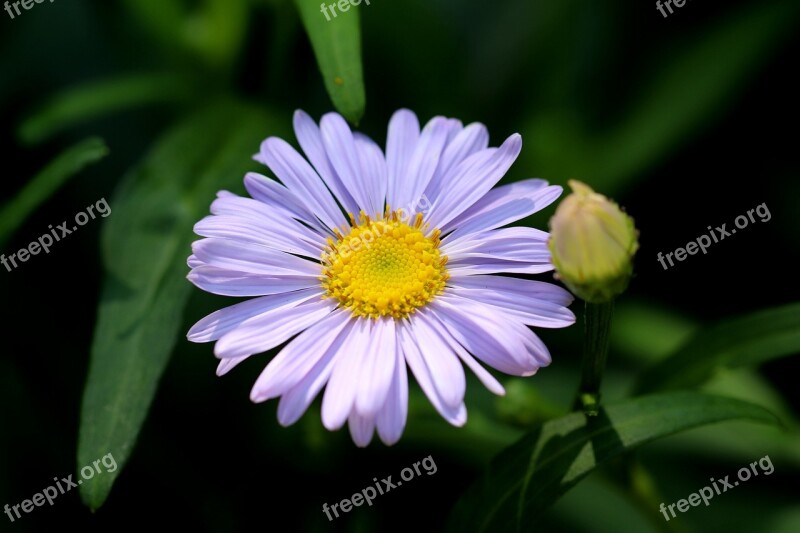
[250,310,353,402]
[209,193,329,245]
[354,132,388,217]
[191,238,322,277]
[398,321,467,426]
[188,267,317,297]
[447,276,575,328]
[273,317,354,426]
[348,412,376,448]
[442,180,560,235]
[393,116,452,212]
[424,312,505,395]
[444,226,549,256]
[386,109,420,208]
[187,288,321,342]
[426,134,522,229]
[258,136,348,230]
[445,260,553,277]
[355,318,396,417]
[193,213,325,258]
[425,122,488,205]
[430,298,542,376]
[376,337,408,445]
[443,227,554,276]
[243,172,331,236]
[216,356,249,377]
[322,319,371,430]
[293,110,360,215]
[320,113,374,215]
[214,297,335,358]
[411,311,466,408]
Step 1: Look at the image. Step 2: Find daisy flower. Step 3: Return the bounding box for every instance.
[187,109,576,446]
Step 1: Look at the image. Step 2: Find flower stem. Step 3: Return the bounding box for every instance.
[573,299,615,415]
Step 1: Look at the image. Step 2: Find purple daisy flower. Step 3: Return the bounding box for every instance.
[187,109,576,447]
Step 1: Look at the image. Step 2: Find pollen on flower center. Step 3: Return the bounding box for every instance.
[321,209,449,319]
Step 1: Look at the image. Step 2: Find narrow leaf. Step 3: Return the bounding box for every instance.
[0,138,108,248]
[634,302,800,394]
[293,0,366,123]
[447,392,779,532]
[18,75,192,145]
[525,0,799,194]
[77,101,288,510]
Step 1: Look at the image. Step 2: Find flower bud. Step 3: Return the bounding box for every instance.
[548,180,638,303]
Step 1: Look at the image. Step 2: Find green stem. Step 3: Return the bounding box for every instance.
[573,299,615,415]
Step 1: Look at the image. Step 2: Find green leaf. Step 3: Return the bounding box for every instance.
[611,300,698,364]
[18,74,192,145]
[77,101,289,510]
[634,302,800,394]
[293,0,366,123]
[524,0,800,194]
[120,0,248,67]
[447,392,779,533]
[0,138,108,248]
[650,369,800,470]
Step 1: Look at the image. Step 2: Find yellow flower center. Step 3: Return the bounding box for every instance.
[321,209,449,319]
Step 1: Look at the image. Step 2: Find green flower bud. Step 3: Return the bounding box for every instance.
[548,180,638,303]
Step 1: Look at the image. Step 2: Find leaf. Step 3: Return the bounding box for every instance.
[18,74,192,145]
[120,0,248,67]
[524,0,800,194]
[77,101,289,510]
[0,138,108,248]
[634,302,800,394]
[651,369,800,469]
[447,392,779,533]
[611,300,698,364]
[293,0,366,123]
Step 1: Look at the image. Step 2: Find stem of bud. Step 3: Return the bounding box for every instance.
[573,300,615,415]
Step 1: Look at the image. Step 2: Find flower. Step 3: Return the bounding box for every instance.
[548,180,638,303]
[187,109,576,446]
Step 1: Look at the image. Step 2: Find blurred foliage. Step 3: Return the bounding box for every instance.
[78,101,290,509]
[448,393,779,531]
[0,137,108,248]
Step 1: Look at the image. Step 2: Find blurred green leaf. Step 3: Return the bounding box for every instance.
[495,379,566,427]
[0,138,108,249]
[525,0,800,194]
[611,300,698,365]
[293,0,366,123]
[543,473,655,533]
[634,302,800,394]
[183,0,249,67]
[447,392,779,533]
[647,369,800,469]
[77,101,288,510]
[18,74,192,145]
[119,0,183,49]
[120,0,247,68]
